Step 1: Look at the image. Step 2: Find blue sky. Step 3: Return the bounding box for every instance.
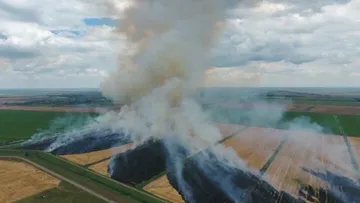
[83,17,116,27]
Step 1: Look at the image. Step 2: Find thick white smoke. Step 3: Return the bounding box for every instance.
[100,0,238,151]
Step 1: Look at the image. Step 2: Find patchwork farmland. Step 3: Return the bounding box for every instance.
[55,116,360,203]
[2,96,360,203]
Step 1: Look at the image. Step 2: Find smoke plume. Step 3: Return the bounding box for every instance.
[100,0,238,150]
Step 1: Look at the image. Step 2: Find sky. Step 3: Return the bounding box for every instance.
[1,0,360,88]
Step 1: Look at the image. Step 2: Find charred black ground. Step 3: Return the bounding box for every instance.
[21,132,360,203]
[21,130,130,155]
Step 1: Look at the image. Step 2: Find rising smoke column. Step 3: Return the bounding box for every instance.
[101,0,238,148]
[100,1,241,201]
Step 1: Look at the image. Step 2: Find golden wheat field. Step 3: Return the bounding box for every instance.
[89,159,111,177]
[222,127,285,170]
[143,175,184,203]
[264,131,354,198]
[0,160,60,203]
[61,143,134,165]
[348,137,360,166]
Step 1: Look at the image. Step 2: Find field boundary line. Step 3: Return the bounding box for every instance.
[259,135,288,176]
[217,125,249,144]
[304,105,315,112]
[84,157,111,168]
[0,155,116,203]
[333,115,360,183]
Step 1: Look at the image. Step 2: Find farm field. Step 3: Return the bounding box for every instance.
[264,132,355,198]
[0,105,102,113]
[16,181,106,203]
[310,105,360,115]
[89,159,111,177]
[208,107,359,135]
[0,150,164,203]
[348,137,360,169]
[0,110,94,143]
[61,143,134,166]
[222,127,285,170]
[143,175,184,203]
[0,159,60,203]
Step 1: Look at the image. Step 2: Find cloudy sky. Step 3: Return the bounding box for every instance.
[1,0,360,88]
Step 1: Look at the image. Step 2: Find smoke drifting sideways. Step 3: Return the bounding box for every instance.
[21,0,360,202]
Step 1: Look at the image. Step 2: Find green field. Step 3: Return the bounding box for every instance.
[0,110,95,143]
[16,181,106,203]
[208,107,360,136]
[0,150,166,203]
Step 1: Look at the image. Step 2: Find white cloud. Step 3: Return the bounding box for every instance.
[1,0,360,88]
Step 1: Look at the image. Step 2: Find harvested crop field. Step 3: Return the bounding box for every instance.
[215,123,247,139]
[0,159,60,203]
[222,127,285,170]
[310,105,360,115]
[61,143,134,165]
[143,175,184,203]
[89,159,111,177]
[264,131,355,198]
[348,137,360,168]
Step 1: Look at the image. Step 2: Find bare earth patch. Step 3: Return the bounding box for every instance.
[287,104,314,111]
[222,127,284,170]
[264,131,354,198]
[0,160,60,203]
[311,105,360,115]
[61,143,134,166]
[143,175,184,203]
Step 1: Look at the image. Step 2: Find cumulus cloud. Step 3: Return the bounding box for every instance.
[1,0,360,88]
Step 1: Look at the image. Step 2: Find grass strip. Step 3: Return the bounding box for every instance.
[0,149,166,203]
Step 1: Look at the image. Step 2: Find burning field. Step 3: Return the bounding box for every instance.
[0,159,60,203]
[14,0,360,202]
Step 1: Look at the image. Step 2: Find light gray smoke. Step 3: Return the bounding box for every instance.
[100,0,240,151]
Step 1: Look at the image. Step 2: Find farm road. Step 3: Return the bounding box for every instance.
[0,156,116,203]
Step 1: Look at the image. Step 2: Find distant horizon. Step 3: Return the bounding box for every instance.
[1,86,360,90]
